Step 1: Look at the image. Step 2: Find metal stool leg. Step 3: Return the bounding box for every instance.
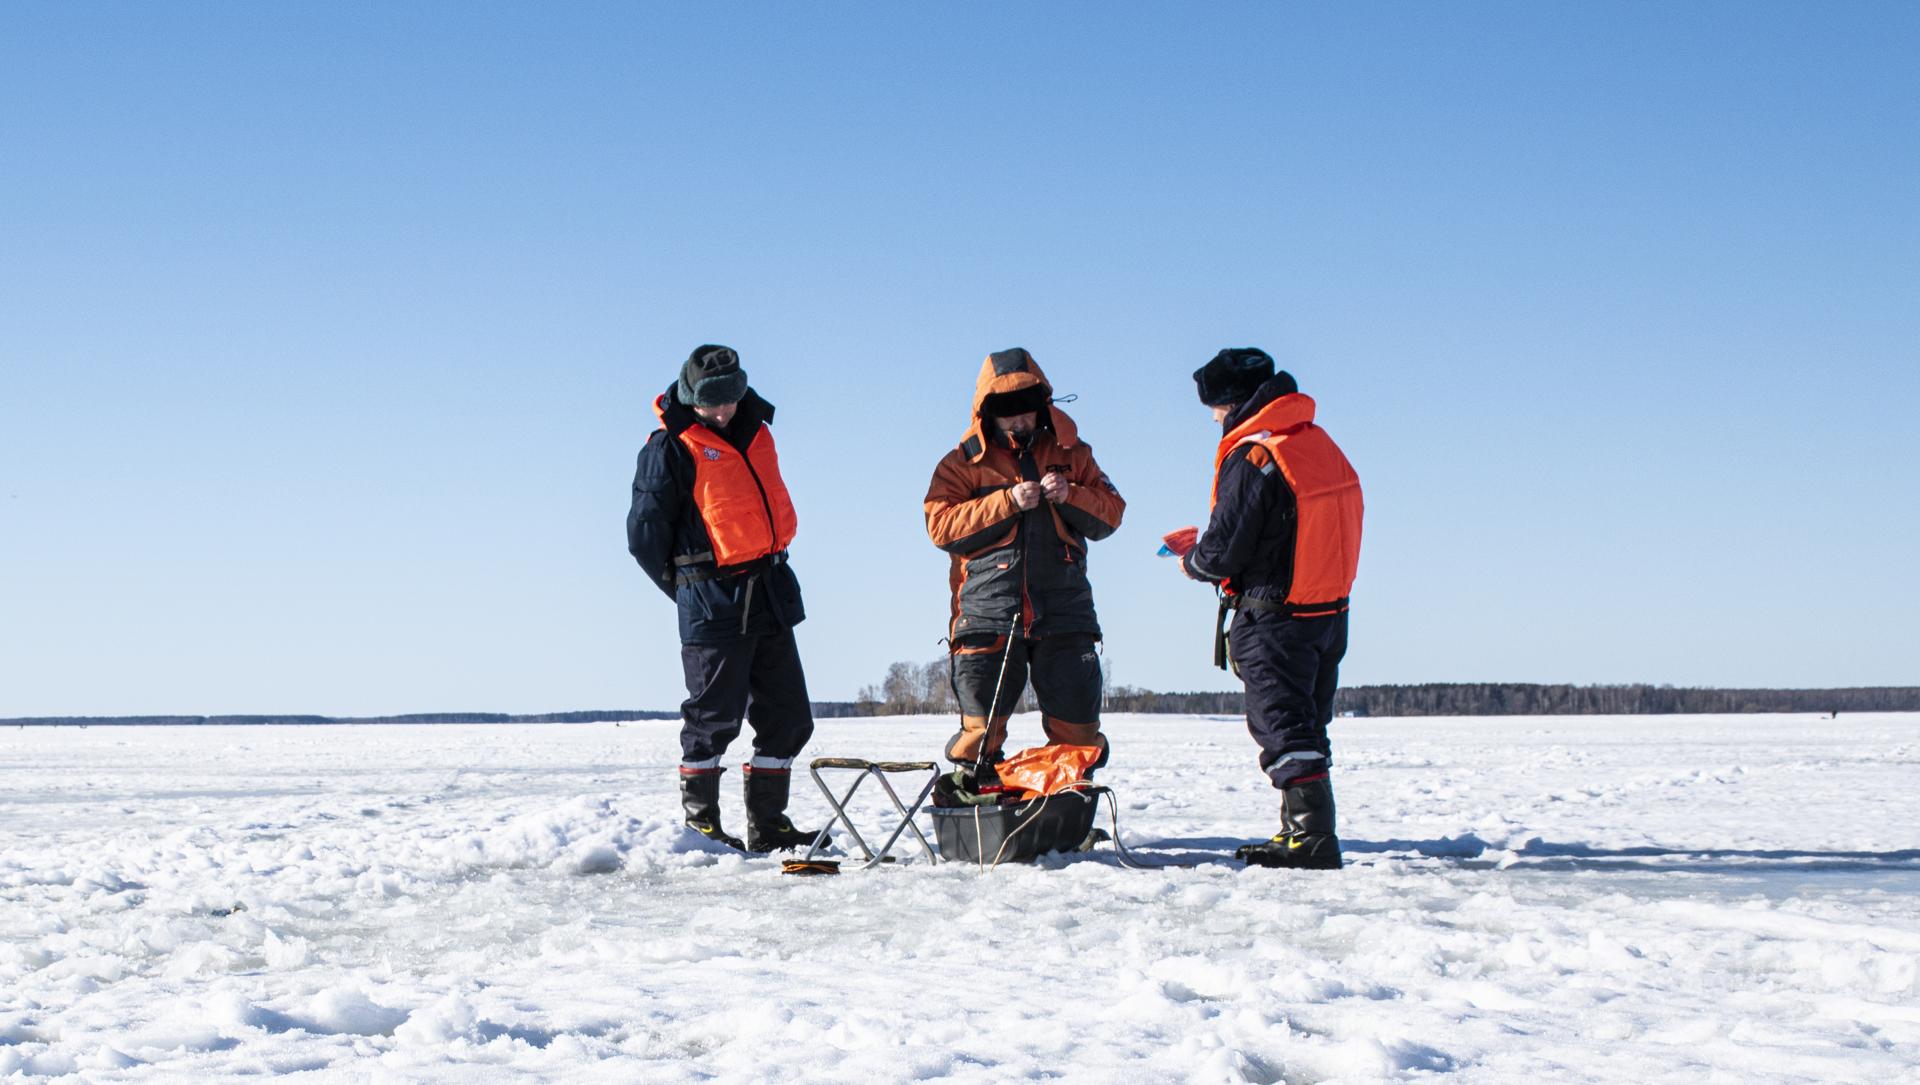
[866,769,940,865]
[804,763,876,863]
[802,758,940,868]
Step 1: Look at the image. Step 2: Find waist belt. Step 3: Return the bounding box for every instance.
[1213,594,1350,671]
[673,549,787,586]
[675,551,790,635]
[1227,594,1349,618]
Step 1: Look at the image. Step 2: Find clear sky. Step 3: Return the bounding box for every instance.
[3,3,1916,716]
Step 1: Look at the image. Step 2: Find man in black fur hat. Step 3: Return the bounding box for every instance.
[1179,348,1364,870]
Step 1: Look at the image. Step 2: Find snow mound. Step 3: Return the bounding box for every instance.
[303,986,409,1036]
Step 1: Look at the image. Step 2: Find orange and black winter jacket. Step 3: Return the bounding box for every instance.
[924,350,1126,640]
[1184,377,1362,614]
[628,385,805,644]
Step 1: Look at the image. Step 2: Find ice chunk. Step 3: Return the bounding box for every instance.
[303,986,407,1036]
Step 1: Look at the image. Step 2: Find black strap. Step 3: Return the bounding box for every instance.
[1214,598,1231,671]
[738,573,757,634]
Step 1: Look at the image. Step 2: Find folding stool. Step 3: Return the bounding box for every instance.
[801,758,941,868]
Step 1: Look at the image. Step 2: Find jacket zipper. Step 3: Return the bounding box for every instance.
[687,424,781,631]
[1014,443,1041,639]
[738,437,778,547]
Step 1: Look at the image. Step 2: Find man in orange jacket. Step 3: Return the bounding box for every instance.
[1178,348,1363,869]
[924,349,1126,785]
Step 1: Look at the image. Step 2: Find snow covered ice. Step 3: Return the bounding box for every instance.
[4,714,1918,1083]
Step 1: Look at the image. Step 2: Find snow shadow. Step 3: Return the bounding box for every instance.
[1132,836,1920,879]
[1502,843,1920,879]
[229,996,562,1049]
[1091,847,1239,870]
[1117,836,1262,867]
[1354,836,1920,875]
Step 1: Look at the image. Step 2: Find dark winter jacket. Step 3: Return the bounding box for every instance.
[627,384,806,644]
[924,350,1126,640]
[1183,375,1309,606]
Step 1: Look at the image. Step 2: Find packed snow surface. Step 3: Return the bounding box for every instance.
[4,714,1919,1083]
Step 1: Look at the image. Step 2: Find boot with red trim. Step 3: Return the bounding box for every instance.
[680,768,745,850]
[1236,775,1342,870]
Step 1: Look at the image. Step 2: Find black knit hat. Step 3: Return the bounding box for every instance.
[678,344,748,407]
[1193,348,1276,407]
[981,385,1052,419]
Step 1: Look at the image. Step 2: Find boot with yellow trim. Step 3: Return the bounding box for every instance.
[679,767,745,850]
[743,766,820,853]
[1236,775,1342,870]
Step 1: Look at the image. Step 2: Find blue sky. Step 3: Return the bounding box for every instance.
[3,3,1915,716]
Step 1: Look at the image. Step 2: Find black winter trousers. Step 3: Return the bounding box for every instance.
[678,628,815,766]
[1229,609,1348,788]
[950,632,1103,724]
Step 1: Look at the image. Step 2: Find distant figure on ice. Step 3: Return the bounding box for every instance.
[1172,349,1363,870]
[626,345,820,853]
[923,349,1126,788]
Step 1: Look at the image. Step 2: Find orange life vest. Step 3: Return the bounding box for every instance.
[1210,392,1362,611]
[658,398,798,568]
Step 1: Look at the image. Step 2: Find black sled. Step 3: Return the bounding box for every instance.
[928,789,1099,865]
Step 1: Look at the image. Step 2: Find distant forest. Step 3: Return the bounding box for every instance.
[9,685,1917,727]
[810,658,1920,718]
[1111,683,1920,717]
[5,710,677,727]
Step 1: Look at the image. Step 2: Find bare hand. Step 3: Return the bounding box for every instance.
[1010,481,1044,510]
[1041,473,1071,503]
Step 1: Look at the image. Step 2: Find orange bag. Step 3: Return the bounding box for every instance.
[991,744,1102,800]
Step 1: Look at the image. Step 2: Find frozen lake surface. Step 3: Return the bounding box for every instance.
[4,713,1918,1083]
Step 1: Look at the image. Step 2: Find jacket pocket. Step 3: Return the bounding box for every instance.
[957,549,1022,632]
[678,577,736,625]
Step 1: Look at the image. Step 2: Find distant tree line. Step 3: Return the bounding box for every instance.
[4,710,679,727]
[1330,683,1920,717]
[12,685,1917,727]
[810,666,1920,718]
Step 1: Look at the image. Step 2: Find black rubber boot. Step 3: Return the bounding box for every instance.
[1236,776,1342,870]
[743,769,819,853]
[932,760,1004,807]
[680,769,744,850]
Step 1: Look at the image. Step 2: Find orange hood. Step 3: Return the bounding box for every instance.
[959,348,1080,461]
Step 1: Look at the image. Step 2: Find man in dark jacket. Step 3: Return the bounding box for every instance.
[627,345,818,852]
[1179,348,1363,870]
[924,349,1126,784]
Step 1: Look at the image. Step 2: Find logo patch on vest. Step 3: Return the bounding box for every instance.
[703,448,722,461]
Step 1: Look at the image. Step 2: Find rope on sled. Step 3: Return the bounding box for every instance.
[976,783,1190,871]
